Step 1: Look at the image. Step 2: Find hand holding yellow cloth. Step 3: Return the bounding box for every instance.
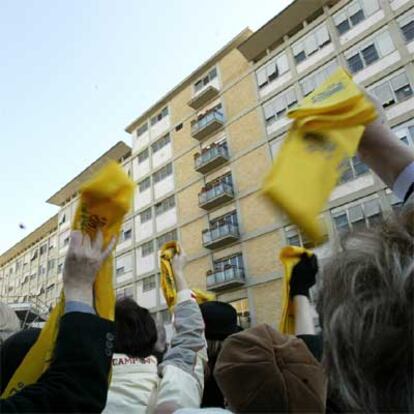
[160,241,215,310]
[2,161,134,398]
[279,246,313,334]
[263,68,377,243]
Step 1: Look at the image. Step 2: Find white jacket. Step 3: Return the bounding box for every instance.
[103,290,207,414]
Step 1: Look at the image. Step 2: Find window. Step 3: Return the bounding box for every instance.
[370,71,413,108]
[137,123,148,137]
[121,224,132,242]
[155,196,175,216]
[300,60,338,96]
[116,254,132,276]
[143,275,156,292]
[157,230,177,249]
[332,198,382,234]
[152,134,170,153]
[30,249,38,261]
[117,285,134,299]
[153,163,172,184]
[39,244,47,255]
[392,123,414,148]
[256,52,289,89]
[210,210,238,229]
[151,107,169,126]
[194,67,218,92]
[284,226,318,249]
[141,240,154,257]
[59,214,66,225]
[213,254,244,273]
[38,265,46,276]
[139,177,151,193]
[339,155,369,183]
[345,30,395,73]
[334,0,379,35]
[263,88,297,126]
[63,236,70,247]
[57,262,63,274]
[292,24,331,64]
[399,11,414,43]
[140,207,152,223]
[47,259,55,272]
[138,149,149,163]
[229,298,251,329]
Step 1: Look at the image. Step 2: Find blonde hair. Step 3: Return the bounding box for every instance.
[317,209,414,412]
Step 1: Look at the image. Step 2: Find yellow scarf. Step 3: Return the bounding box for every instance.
[263,68,377,243]
[278,246,313,334]
[159,241,215,310]
[2,161,134,398]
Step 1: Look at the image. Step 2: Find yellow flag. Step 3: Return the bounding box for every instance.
[263,68,377,243]
[278,246,313,334]
[2,161,134,398]
[159,241,216,310]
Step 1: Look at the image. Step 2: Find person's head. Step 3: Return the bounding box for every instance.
[200,301,242,371]
[317,209,414,413]
[114,298,157,359]
[0,303,20,345]
[0,327,40,393]
[214,324,327,413]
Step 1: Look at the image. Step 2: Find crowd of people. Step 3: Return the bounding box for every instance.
[0,98,413,413]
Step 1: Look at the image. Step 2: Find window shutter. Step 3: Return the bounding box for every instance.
[372,82,394,106]
[376,31,395,56]
[364,199,380,217]
[390,73,409,92]
[363,0,379,16]
[277,53,289,74]
[263,102,275,121]
[257,67,267,87]
[316,25,330,47]
[349,205,364,222]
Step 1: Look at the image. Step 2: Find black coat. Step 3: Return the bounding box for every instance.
[0,312,114,413]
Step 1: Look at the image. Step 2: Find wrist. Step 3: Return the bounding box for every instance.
[64,285,94,308]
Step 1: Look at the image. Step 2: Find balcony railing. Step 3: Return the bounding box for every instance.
[202,222,239,249]
[206,266,245,291]
[191,110,225,141]
[188,85,220,110]
[198,181,234,210]
[194,144,229,174]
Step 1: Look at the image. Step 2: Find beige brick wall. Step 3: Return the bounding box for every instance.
[244,231,284,278]
[174,149,199,189]
[226,109,264,156]
[239,192,277,234]
[218,49,251,89]
[232,145,272,194]
[177,182,203,223]
[185,255,210,290]
[180,217,207,258]
[251,279,283,328]
[223,74,258,121]
[170,85,192,125]
[171,120,193,155]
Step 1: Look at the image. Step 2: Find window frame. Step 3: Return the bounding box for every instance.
[142,275,156,292]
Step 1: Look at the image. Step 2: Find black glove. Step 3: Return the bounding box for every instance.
[289,253,318,298]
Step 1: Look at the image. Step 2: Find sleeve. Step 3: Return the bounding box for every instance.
[0,312,114,413]
[393,161,414,202]
[297,334,323,362]
[155,290,207,409]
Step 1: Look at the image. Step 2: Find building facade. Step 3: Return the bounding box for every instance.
[1,0,413,329]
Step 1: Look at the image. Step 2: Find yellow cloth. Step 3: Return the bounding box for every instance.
[2,161,134,398]
[263,68,377,243]
[160,241,215,310]
[278,246,313,334]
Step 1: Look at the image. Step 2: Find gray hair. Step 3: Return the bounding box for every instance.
[317,209,414,413]
[0,302,21,344]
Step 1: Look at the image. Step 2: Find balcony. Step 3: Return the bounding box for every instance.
[188,85,220,110]
[194,143,229,174]
[206,266,245,291]
[191,110,224,141]
[202,222,239,249]
[199,181,234,210]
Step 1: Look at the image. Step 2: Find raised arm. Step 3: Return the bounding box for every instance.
[358,98,414,201]
[155,245,207,413]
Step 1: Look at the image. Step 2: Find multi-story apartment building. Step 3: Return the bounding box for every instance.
[1,0,413,330]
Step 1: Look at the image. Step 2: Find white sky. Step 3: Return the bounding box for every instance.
[0,0,293,254]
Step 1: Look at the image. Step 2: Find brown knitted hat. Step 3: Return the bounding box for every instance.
[214,324,327,413]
